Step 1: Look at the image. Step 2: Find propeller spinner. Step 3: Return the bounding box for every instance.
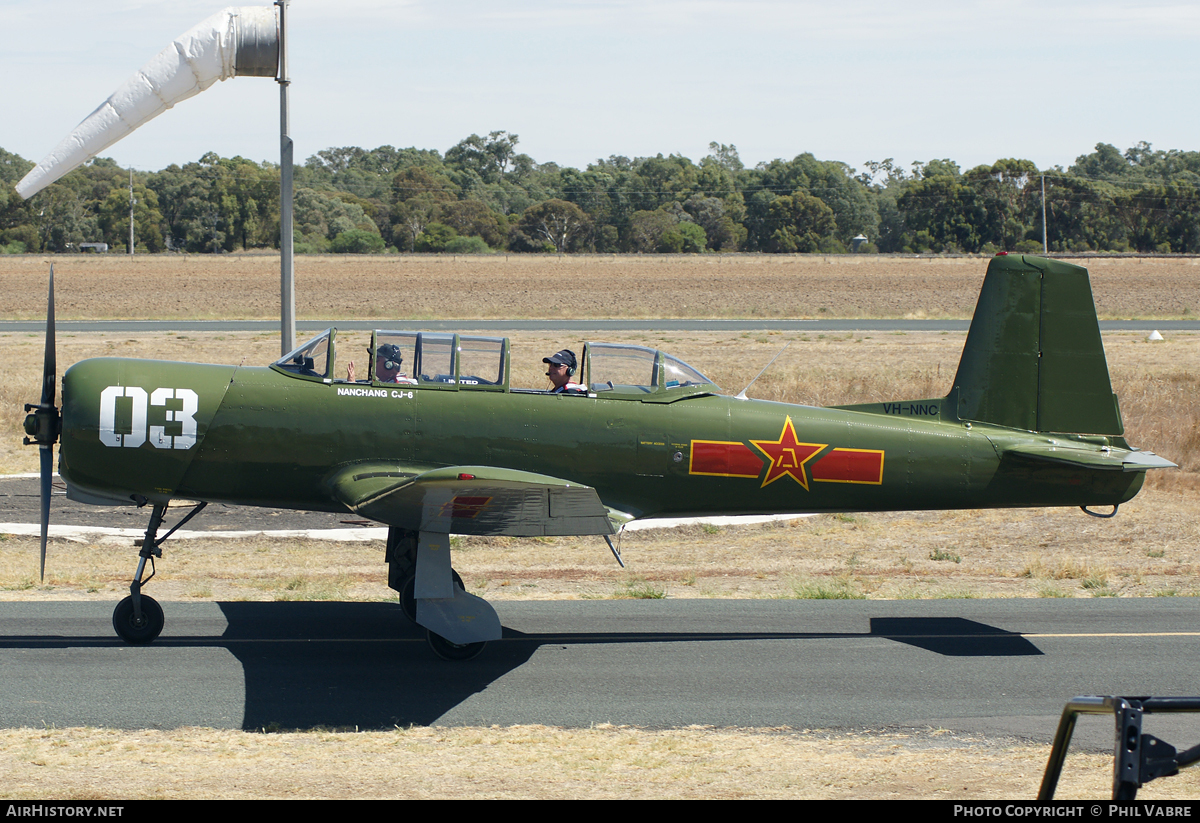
[22,266,60,580]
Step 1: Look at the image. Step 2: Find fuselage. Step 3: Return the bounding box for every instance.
[58,355,1144,524]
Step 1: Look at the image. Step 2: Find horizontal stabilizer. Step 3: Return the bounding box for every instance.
[1004,443,1177,472]
[330,463,615,536]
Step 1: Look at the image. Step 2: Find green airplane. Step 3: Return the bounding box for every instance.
[23,253,1175,659]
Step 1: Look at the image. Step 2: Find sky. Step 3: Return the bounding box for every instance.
[4,0,1198,179]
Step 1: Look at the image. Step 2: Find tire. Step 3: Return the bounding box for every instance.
[112,595,164,644]
[426,630,486,661]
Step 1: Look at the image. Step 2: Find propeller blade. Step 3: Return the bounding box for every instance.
[42,265,55,408]
[38,264,56,581]
[39,447,51,581]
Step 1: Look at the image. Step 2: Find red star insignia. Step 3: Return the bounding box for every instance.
[750,417,827,490]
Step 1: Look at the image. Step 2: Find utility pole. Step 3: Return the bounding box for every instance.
[277,0,295,355]
[128,169,136,255]
[1041,174,1048,254]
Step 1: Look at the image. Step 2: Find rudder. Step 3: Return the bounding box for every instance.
[950,254,1122,435]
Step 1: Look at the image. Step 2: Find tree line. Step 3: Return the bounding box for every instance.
[2,134,1198,255]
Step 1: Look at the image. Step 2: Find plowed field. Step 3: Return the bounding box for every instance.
[1,253,1197,320]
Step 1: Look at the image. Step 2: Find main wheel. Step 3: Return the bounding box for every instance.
[400,569,465,623]
[112,595,164,644]
[426,630,486,661]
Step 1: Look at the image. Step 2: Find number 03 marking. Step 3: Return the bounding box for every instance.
[99,386,199,449]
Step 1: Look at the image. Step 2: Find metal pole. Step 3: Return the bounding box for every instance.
[1042,174,1048,254]
[128,170,135,255]
[276,0,295,355]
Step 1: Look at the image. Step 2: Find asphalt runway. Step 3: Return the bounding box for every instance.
[1,598,1198,750]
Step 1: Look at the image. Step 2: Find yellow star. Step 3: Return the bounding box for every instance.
[750,417,827,490]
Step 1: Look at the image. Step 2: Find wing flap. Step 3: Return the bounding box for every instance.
[330,463,615,536]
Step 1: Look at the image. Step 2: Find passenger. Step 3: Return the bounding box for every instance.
[543,349,585,394]
[346,343,418,384]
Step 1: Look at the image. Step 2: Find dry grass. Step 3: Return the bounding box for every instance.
[1,725,1198,800]
[0,253,1197,320]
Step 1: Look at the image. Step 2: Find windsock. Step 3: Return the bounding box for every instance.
[16,6,279,200]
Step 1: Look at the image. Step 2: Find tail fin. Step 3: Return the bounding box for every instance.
[950,254,1122,435]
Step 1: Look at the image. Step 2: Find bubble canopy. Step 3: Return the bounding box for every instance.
[270,329,719,398]
[583,342,718,396]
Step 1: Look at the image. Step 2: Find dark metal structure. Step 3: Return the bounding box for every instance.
[1039,695,1200,800]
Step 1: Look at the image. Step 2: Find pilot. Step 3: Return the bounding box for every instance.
[543,349,585,394]
[347,344,418,384]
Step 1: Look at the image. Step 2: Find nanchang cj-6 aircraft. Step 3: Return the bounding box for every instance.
[22,254,1175,659]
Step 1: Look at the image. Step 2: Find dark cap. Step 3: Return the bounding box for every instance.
[375,343,403,362]
[542,349,577,369]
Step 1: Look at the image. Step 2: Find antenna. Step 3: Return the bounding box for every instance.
[128,169,135,255]
[735,342,790,400]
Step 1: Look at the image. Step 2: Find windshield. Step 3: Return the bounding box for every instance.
[663,351,716,389]
[273,330,331,379]
[586,343,717,394]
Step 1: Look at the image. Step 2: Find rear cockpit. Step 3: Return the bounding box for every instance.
[272,329,508,389]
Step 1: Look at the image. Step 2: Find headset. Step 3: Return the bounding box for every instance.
[545,349,577,378]
[376,344,403,372]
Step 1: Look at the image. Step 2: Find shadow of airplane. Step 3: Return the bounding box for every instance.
[868,616,1042,657]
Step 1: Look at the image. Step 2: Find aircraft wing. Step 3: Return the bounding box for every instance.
[1003,443,1177,472]
[329,463,616,536]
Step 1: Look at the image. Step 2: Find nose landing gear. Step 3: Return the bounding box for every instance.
[112,500,207,645]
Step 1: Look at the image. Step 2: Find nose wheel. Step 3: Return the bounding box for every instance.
[112,595,164,644]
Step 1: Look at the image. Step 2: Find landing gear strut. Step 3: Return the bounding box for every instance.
[386,526,500,660]
[399,570,464,624]
[112,501,206,645]
[387,527,463,623]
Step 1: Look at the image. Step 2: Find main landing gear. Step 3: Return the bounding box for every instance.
[386,527,500,661]
[112,500,206,645]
